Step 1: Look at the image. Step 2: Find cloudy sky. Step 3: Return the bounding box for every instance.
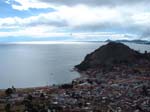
[0,0,150,42]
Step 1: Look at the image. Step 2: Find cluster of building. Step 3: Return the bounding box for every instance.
[49,62,150,112]
[0,63,150,112]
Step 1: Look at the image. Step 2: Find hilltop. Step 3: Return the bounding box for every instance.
[75,42,150,71]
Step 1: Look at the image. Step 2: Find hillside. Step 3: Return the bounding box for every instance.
[75,42,150,71]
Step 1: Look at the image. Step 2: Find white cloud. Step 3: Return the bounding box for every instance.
[72,32,137,40]
[5,0,53,10]
[0,25,69,38]
[132,12,150,26]
[57,5,123,27]
[2,0,150,40]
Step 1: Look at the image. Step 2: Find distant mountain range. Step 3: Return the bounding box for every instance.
[105,39,150,45]
[75,39,150,45]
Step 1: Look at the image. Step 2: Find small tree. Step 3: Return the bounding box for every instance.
[5,103,11,112]
[5,88,13,96]
[27,94,33,101]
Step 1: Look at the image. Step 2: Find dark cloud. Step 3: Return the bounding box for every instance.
[71,22,135,32]
[69,21,150,40]
[139,29,150,39]
[38,0,148,7]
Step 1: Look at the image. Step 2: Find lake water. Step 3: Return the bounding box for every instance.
[0,42,150,89]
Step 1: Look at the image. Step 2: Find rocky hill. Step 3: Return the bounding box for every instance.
[75,42,150,71]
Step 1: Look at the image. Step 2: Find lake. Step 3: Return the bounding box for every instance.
[0,42,150,89]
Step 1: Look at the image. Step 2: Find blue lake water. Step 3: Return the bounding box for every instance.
[0,42,150,89]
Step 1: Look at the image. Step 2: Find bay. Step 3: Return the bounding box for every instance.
[0,42,149,89]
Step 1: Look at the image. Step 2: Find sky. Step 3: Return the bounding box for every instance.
[0,0,150,42]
